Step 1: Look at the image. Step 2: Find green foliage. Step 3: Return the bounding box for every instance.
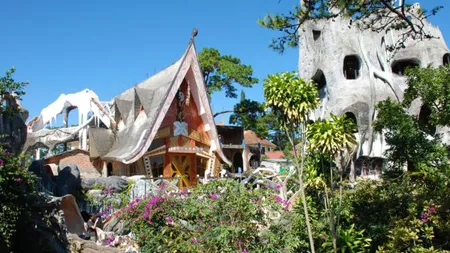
[374,98,448,172]
[264,71,319,126]
[404,65,450,127]
[374,65,450,173]
[0,67,28,114]
[198,48,258,98]
[119,180,301,252]
[338,175,450,252]
[229,90,268,136]
[306,114,357,155]
[322,224,372,253]
[258,1,442,53]
[0,146,68,252]
[0,148,36,248]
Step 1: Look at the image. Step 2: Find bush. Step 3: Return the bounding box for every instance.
[0,147,68,252]
[118,180,301,252]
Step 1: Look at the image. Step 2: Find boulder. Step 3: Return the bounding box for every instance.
[12,194,71,253]
[103,215,126,235]
[81,176,129,192]
[69,234,121,253]
[0,110,27,155]
[129,179,154,199]
[56,164,81,196]
[29,159,57,194]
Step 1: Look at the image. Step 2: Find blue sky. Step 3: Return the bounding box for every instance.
[0,0,449,126]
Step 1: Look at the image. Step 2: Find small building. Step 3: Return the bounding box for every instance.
[25,34,231,188]
[243,130,276,170]
[216,125,245,173]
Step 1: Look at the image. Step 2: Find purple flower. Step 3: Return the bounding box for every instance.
[0,159,4,166]
[276,184,282,190]
[237,241,242,247]
[191,237,199,244]
[103,235,115,246]
[420,205,436,223]
[274,195,283,204]
[209,194,218,200]
[241,250,248,253]
[16,177,22,182]
[166,217,173,224]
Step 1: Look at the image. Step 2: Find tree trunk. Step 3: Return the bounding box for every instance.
[292,123,316,253]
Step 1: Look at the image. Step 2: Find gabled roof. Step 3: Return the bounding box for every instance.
[264,151,285,159]
[244,130,276,148]
[91,37,231,165]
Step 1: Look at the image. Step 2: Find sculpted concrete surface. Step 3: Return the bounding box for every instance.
[299,3,449,158]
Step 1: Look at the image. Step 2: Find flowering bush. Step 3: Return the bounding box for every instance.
[118,180,301,252]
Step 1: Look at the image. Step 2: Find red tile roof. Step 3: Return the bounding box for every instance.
[244,130,276,148]
[264,151,285,159]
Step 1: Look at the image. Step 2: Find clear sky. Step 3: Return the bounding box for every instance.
[0,0,449,126]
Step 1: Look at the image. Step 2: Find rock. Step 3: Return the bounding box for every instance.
[56,164,81,196]
[69,234,121,253]
[0,110,27,155]
[129,179,154,199]
[13,194,71,253]
[29,159,57,194]
[81,176,129,192]
[103,215,126,235]
[127,175,146,182]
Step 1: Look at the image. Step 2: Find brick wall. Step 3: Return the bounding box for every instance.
[45,149,102,178]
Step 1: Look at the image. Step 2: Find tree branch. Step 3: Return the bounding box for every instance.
[213,109,236,118]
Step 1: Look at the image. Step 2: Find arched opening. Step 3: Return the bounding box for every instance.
[232,152,243,173]
[343,55,361,80]
[312,69,327,99]
[249,155,260,170]
[344,112,358,133]
[391,58,420,75]
[312,69,326,90]
[443,53,450,66]
[418,105,436,135]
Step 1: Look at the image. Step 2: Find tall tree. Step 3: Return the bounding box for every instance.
[198,48,258,98]
[229,90,267,135]
[258,0,442,53]
[264,71,320,253]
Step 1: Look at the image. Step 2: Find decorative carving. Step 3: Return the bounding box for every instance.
[173,121,188,136]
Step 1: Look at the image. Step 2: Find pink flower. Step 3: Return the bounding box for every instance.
[16,177,22,182]
[274,195,283,204]
[241,250,248,253]
[209,194,217,200]
[166,217,173,224]
[0,159,4,166]
[237,241,242,247]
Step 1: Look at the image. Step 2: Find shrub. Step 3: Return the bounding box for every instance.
[118,180,301,252]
